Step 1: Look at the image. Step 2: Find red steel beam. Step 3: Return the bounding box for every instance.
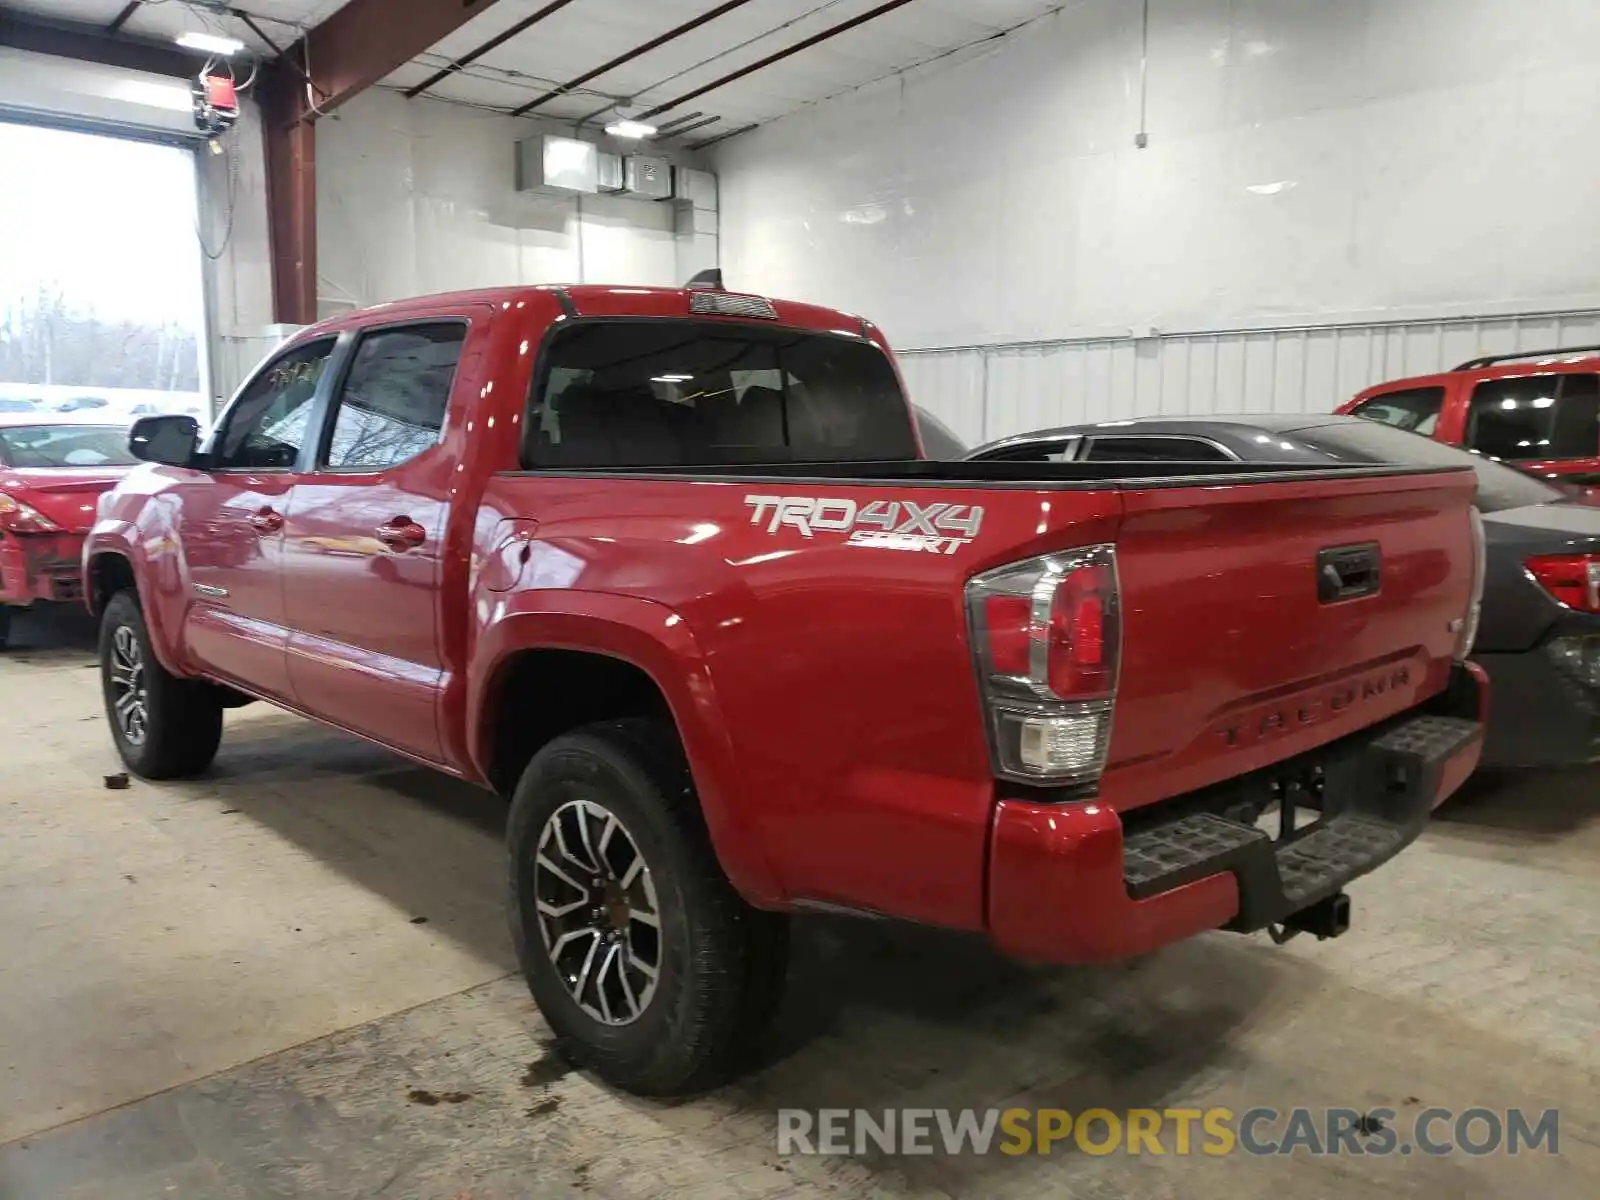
[260,66,318,325]
[288,0,510,120]
[262,0,514,320]
[510,0,757,117]
[639,0,919,120]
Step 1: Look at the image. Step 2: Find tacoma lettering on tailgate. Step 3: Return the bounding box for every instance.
[743,495,986,555]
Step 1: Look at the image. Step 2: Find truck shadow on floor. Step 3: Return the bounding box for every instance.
[1433,764,1600,839]
[194,714,1277,1144]
[0,602,98,663]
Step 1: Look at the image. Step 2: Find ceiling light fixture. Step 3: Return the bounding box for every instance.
[176,31,245,56]
[604,118,658,140]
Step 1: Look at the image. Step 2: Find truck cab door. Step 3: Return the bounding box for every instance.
[179,336,339,701]
[280,317,480,763]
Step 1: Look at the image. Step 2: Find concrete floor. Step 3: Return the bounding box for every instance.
[1,604,1596,1199]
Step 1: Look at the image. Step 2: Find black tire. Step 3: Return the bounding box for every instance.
[508,718,788,1096]
[0,606,11,649]
[99,590,223,779]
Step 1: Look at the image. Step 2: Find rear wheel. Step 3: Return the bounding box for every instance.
[0,606,11,649]
[99,590,223,779]
[507,718,788,1095]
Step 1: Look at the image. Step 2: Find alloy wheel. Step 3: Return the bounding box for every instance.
[108,624,148,747]
[533,798,662,1025]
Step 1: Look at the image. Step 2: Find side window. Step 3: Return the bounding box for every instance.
[1082,437,1231,462]
[1551,374,1600,458]
[213,338,336,470]
[1466,374,1598,460]
[322,323,465,470]
[1351,387,1445,435]
[974,440,1077,464]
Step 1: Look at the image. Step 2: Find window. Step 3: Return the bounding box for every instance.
[0,424,136,468]
[322,323,464,469]
[1352,387,1445,435]
[1285,420,1563,513]
[212,339,335,470]
[526,321,918,467]
[1082,436,1233,462]
[1465,374,1599,461]
[970,438,1078,464]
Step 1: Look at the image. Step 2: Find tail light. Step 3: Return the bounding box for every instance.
[1456,508,1487,660]
[965,545,1120,785]
[1525,553,1600,613]
[0,494,61,533]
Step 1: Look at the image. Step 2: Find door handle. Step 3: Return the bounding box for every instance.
[375,518,427,550]
[247,507,284,534]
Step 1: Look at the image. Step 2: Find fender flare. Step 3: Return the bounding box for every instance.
[468,592,784,907]
[84,525,189,678]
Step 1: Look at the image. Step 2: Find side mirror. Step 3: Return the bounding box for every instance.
[129,414,201,467]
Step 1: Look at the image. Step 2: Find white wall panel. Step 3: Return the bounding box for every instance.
[316,90,698,313]
[718,0,1600,352]
[900,310,1600,446]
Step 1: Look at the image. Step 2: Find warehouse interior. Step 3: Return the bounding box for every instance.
[1,1,1597,1197]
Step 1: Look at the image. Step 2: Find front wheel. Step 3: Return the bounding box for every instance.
[99,590,223,779]
[507,718,788,1095]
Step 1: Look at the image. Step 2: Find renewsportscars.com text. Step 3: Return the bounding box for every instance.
[777,1106,1560,1157]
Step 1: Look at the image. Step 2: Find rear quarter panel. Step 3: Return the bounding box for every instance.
[470,473,1122,928]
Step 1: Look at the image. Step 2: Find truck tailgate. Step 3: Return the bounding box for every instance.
[1096,467,1478,812]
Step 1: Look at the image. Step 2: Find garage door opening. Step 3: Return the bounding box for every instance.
[0,120,207,424]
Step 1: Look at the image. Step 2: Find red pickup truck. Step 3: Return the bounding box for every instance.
[1341,346,1600,493]
[86,281,1488,1095]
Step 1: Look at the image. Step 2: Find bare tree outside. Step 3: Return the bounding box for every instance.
[0,122,204,416]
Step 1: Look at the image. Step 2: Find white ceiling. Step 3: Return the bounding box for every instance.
[8,0,1064,144]
[3,0,342,56]
[387,0,1066,142]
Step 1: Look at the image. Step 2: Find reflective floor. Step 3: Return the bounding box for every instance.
[1,604,1595,1198]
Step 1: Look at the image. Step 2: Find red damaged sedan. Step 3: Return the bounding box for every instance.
[0,416,136,647]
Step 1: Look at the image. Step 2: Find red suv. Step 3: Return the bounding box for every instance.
[1340,347,1600,491]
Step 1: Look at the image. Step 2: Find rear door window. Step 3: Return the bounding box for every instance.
[525,321,918,467]
[1465,374,1599,461]
[1350,387,1445,435]
[320,322,465,470]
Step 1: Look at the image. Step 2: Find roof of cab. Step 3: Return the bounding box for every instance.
[296,284,873,341]
[1355,351,1600,398]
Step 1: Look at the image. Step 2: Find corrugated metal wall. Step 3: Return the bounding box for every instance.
[898,309,1600,448]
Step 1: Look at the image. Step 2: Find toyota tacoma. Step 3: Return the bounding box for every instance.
[86,279,1488,1094]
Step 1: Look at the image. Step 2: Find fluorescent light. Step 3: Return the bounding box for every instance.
[177,32,245,56]
[605,119,657,139]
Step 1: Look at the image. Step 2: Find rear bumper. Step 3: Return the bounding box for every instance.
[986,663,1486,964]
[0,532,87,606]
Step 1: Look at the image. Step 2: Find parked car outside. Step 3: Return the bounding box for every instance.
[1340,347,1600,497]
[52,396,114,415]
[0,416,137,646]
[970,413,1600,767]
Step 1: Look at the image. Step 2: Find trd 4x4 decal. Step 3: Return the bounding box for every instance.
[743,495,985,554]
